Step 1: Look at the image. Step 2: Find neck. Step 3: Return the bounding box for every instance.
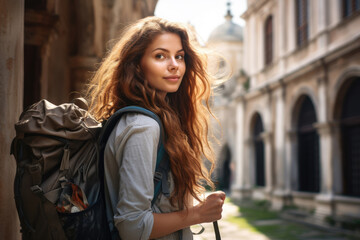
[158,91,167,100]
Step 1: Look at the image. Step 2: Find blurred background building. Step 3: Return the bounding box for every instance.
[0,0,157,239]
[207,3,245,194]
[212,0,360,231]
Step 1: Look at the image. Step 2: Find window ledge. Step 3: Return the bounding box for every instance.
[334,195,360,204]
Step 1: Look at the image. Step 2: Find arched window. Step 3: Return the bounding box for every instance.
[342,0,360,18]
[253,114,265,187]
[264,15,273,66]
[297,96,320,193]
[295,0,309,47]
[341,78,360,197]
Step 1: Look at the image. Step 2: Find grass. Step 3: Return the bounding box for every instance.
[253,223,310,240]
[226,199,337,240]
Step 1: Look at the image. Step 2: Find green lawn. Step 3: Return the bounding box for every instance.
[226,200,352,240]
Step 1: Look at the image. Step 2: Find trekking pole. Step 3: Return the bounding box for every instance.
[213,221,221,240]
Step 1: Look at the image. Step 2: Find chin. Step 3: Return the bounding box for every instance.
[167,88,180,93]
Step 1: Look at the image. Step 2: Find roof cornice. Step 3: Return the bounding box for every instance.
[241,0,268,19]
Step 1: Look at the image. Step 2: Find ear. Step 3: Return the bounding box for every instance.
[135,64,142,74]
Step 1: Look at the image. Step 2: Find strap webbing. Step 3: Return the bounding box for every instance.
[101,106,170,240]
[99,106,170,204]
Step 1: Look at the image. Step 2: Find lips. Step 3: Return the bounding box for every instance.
[163,75,180,82]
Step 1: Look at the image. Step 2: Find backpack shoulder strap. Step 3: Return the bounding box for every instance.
[99,106,164,150]
[99,106,169,205]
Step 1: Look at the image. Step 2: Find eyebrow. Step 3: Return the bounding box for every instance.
[152,48,184,53]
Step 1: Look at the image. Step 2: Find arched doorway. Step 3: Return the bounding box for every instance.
[253,113,265,187]
[297,96,320,193]
[340,77,360,197]
[218,144,231,191]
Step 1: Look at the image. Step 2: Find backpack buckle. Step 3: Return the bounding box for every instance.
[154,172,162,181]
[27,163,42,187]
[30,185,43,194]
[27,163,41,174]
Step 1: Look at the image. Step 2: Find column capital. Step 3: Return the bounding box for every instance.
[313,121,339,136]
[260,131,272,142]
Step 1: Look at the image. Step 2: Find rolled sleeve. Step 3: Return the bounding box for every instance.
[104,113,160,240]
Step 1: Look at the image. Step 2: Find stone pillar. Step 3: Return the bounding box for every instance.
[285,130,298,192]
[272,85,289,209]
[70,0,99,95]
[274,89,285,183]
[331,122,343,195]
[316,0,328,35]
[312,73,335,219]
[287,0,296,54]
[245,137,255,189]
[315,0,329,52]
[231,99,250,199]
[314,122,335,219]
[329,0,342,28]
[238,137,254,199]
[278,0,286,73]
[315,123,332,195]
[0,0,23,239]
[262,132,273,194]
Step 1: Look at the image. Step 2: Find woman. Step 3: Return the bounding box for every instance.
[86,16,225,239]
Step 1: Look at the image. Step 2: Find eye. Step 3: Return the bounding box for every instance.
[155,54,165,59]
[176,54,185,60]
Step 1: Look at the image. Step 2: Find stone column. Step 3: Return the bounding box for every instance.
[317,0,327,30]
[287,0,296,54]
[274,87,285,189]
[314,122,334,192]
[70,0,99,95]
[272,86,291,209]
[331,122,343,195]
[285,130,298,192]
[314,122,336,219]
[278,0,286,73]
[244,137,255,196]
[231,99,249,199]
[0,0,23,239]
[329,0,342,28]
[261,132,273,194]
[313,72,335,219]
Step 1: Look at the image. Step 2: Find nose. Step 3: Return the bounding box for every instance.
[168,57,179,71]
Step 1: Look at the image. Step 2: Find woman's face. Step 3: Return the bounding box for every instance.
[140,32,186,95]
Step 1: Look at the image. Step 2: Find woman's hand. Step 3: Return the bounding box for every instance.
[193,191,226,223]
[150,191,225,238]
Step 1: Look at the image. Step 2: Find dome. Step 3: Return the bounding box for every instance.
[208,7,243,42]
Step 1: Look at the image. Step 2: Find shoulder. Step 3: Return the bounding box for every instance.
[111,112,160,140]
[123,113,160,131]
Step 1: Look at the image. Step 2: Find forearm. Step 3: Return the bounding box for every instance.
[149,207,199,239]
[149,191,225,239]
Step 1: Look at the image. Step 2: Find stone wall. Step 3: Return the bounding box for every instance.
[0,1,23,239]
[0,0,158,238]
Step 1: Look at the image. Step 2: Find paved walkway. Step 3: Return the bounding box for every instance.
[192,199,353,240]
[193,200,269,240]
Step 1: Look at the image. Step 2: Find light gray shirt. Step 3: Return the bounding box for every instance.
[104,113,193,240]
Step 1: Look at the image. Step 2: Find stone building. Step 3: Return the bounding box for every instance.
[219,0,360,229]
[0,0,157,239]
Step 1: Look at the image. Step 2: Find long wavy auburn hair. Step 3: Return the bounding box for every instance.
[86,16,216,209]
